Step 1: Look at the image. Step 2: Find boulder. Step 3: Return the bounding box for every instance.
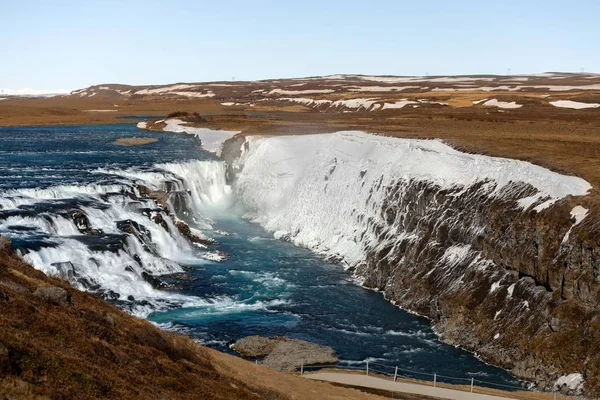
[231,336,338,372]
[33,286,72,307]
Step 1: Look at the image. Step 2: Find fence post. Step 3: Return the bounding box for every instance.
[470,377,474,393]
[366,360,369,376]
[553,392,557,400]
[394,366,398,382]
[300,362,304,375]
[433,373,437,388]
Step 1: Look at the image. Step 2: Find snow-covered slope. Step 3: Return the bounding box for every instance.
[233,131,590,266]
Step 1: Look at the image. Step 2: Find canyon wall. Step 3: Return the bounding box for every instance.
[223,131,600,395]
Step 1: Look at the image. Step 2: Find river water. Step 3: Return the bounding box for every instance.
[0,123,521,388]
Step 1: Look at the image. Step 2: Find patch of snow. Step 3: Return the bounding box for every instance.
[482,99,523,109]
[135,84,198,95]
[268,88,335,95]
[357,76,494,84]
[162,119,240,156]
[490,281,501,293]
[136,122,147,129]
[171,91,215,98]
[493,333,500,340]
[441,245,472,267]
[550,100,600,109]
[562,205,589,243]
[507,283,516,298]
[381,99,419,110]
[554,373,584,394]
[494,310,501,320]
[346,86,421,92]
[84,109,118,112]
[434,84,600,92]
[221,102,236,106]
[279,97,333,107]
[473,99,488,104]
[331,98,380,111]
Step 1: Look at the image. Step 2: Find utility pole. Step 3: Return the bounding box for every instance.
[507,68,511,76]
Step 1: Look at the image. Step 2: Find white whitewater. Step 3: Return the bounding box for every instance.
[0,160,232,316]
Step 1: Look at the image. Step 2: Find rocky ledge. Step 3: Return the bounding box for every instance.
[231,336,338,372]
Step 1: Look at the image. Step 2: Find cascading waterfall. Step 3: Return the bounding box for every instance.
[0,159,231,316]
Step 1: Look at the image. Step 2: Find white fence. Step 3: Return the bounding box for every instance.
[298,360,572,400]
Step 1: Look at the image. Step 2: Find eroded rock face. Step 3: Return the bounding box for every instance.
[355,178,600,395]
[231,336,338,372]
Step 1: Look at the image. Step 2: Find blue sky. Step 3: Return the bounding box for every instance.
[1,0,598,92]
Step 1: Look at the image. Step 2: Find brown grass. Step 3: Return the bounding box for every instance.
[0,245,386,400]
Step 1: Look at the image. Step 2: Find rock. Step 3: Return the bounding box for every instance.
[231,336,338,372]
[175,221,215,246]
[231,336,283,358]
[33,286,72,307]
[141,272,170,290]
[51,261,76,280]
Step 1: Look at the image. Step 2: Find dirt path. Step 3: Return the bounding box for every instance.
[304,372,517,400]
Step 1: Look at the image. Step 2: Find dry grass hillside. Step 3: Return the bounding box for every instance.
[0,239,388,400]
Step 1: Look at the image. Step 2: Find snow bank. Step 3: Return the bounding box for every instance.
[482,99,522,109]
[135,84,198,95]
[171,91,215,98]
[550,100,600,109]
[554,373,584,394]
[347,86,421,92]
[136,122,147,129]
[381,100,418,109]
[162,119,240,156]
[268,88,334,95]
[233,131,591,266]
[279,97,380,111]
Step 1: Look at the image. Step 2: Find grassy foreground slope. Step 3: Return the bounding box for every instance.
[0,239,382,400]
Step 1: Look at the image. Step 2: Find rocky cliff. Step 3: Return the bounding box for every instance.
[222,131,598,396]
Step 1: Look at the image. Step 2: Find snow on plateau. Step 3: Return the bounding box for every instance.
[482,99,523,109]
[550,100,600,109]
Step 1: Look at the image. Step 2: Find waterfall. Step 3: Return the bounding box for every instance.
[0,159,231,316]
